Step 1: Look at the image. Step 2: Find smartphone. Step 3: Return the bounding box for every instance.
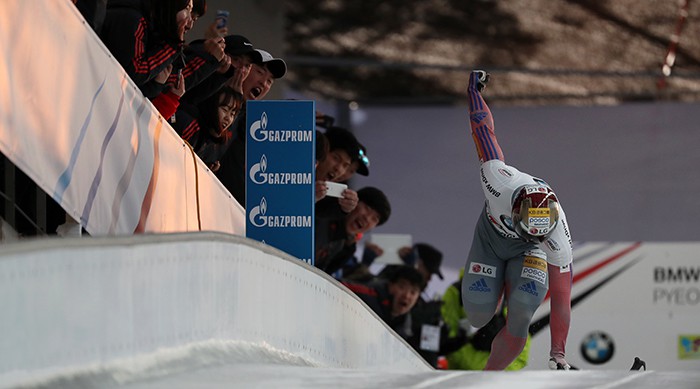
[216,10,230,29]
[324,181,347,198]
[176,68,183,89]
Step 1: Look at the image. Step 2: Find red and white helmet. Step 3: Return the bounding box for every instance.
[511,184,560,240]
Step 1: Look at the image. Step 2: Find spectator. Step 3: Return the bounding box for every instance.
[214,46,287,207]
[315,187,390,276]
[335,142,370,183]
[378,243,444,285]
[441,270,530,370]
[342,265,425,338]
[159,2,236,104]
[100,0,197,98]
[315,127,361,211]
[167,35,255,171]
[460,71,573,370]
[314,128,368,262]
[373,243,468,368]
[172,86,243,171]
[178,34,254,106]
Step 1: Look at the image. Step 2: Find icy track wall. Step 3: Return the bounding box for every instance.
[0,233,430,386]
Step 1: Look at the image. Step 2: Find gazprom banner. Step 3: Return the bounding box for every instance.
[246,101,315,264]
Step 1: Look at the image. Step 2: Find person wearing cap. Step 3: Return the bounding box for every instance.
[335,142,370,183]
[377,243,443,286]
[370,242,469,368]
[180,34,256,106]
[315,187,391,277]
[314,127,366,274]
[460,71,573,371]
[315,127,362,211]
[213,41,288,206]
[342,265,425,340]
[413,243,444,283]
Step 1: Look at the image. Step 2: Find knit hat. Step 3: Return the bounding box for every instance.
[324,127,361,162]
[415,243,444,280]
[357,187,391,225]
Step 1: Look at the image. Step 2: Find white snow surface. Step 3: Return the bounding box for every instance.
[3,340,699,389]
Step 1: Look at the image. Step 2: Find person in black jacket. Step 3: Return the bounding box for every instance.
[172,86,243,171]
[315,187,390,277]
[213,46,286,207]
[342,265,425,338]
[101,0,225,102]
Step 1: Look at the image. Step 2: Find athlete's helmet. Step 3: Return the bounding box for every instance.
[511,185,560,241]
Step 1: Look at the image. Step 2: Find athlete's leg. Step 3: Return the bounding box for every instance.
[485,254,548,370]
[461,227,506,328]
[548,262,572,365]
[467,71,504,163]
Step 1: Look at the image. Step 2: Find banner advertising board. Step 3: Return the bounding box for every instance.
[246,101,315,264]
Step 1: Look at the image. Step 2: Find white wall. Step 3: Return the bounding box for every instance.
[0,233,429,387]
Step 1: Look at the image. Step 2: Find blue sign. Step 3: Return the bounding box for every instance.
[246,101,315,265]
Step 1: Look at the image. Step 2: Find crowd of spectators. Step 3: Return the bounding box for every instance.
[67,0,530,372]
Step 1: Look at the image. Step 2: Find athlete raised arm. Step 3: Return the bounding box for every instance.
[461,70,574,370]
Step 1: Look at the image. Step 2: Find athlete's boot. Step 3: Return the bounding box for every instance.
[548,357,578,370]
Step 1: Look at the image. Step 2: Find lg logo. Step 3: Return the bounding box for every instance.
[469,262,496,278]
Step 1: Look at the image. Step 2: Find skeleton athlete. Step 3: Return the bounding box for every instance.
[461,70,574,370]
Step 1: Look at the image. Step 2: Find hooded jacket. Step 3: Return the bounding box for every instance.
[101,0,181,96]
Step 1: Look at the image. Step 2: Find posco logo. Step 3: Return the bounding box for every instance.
[249,154,313,185]
[250,112,313,142]
[521,267,547,285]
[248,197,312,228]
[528,216,550,228]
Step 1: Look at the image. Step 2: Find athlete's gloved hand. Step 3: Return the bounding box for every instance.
[548,357,577,370]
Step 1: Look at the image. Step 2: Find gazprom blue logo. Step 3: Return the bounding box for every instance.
[250,112,313,142]
[248,197,312,228]
[249,154,313,185]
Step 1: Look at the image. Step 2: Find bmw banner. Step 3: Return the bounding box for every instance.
[246,101,316,265]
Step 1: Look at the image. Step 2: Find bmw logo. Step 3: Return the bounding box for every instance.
[580,331,615,364]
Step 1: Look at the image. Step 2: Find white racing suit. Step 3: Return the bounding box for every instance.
[461,71,573,370]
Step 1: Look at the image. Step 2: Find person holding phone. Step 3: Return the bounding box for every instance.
[315,187,391,277]
[151,65,186,119]
[100,0,195,98]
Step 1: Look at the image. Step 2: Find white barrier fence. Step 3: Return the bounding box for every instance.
[0,0,245,236]
[0,233,430,387]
